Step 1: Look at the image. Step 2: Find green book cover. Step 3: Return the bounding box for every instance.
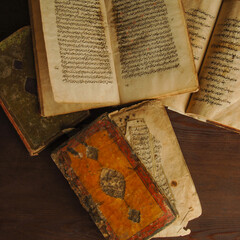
[0,26,89,155]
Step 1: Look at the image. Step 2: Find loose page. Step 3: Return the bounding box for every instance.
[162,0,223,113]
[110,101,202,237]
[29,0,109,116]
[103,0,198,103]
[187,0,240,131]
[184,0,223,71]
[39,0,120,104]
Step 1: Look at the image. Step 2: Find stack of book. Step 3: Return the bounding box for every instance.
[0,0,239,239]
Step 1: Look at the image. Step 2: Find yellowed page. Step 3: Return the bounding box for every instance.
[38,0,120,104]
[110,100,202,237]
[29,0,111,116]
[184,0,223,70]
[162,0,223,113]
[187,0,240,131]
[103,0,198,104]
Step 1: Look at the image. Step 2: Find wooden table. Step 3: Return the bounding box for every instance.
[0,1,240,239]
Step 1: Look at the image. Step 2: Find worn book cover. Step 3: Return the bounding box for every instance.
[51,114,176,240]
[0,26,89,155]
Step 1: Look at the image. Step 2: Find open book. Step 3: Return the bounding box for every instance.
[51,100,202,239]
[162,0,240,133]
[29,0,198,116]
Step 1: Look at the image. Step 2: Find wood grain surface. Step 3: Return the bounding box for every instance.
[0,1,240,239]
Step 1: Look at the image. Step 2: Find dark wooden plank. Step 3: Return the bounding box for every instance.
[162,110,240,240]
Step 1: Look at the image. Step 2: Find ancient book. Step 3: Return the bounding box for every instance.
[0,26,89,156]
[51,100,202,239]
[162,0,240,133]
[29,0,199,116]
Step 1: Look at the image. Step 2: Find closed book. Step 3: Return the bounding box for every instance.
[51,113,175,240]
[0,26,89,155]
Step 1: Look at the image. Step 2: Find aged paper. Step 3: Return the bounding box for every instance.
[38,0,120,104]
[187,0,240,131]
[103,0,198,104]
[29,0,109,116]
[125,119,176,212]
[162,0,223,113]
[110,100,202,237]
[183,0,223,70]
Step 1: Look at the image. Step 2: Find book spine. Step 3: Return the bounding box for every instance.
[0,99,39,155]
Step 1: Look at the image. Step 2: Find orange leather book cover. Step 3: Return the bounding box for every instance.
[51,114,176,240]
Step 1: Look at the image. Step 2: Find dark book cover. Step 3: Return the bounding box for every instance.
[51,114,175,240]
[0,26,89,155]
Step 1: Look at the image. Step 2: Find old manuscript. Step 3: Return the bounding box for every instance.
[163,0,240,133]
[162,0,223,113]
[29,0,198,116]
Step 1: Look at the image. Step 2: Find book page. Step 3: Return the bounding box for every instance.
[38,0,119,104]
[187,0,240,131]
[103,0,198,104]
[29,0,109,116]
[124,119,177,214]
[162,0,223,113]
[110,100,202,237]
[183,0,223,71]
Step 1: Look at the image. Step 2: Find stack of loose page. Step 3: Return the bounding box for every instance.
[29,0,199,116]
[52,101,202,239]
[163,0,240,133]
